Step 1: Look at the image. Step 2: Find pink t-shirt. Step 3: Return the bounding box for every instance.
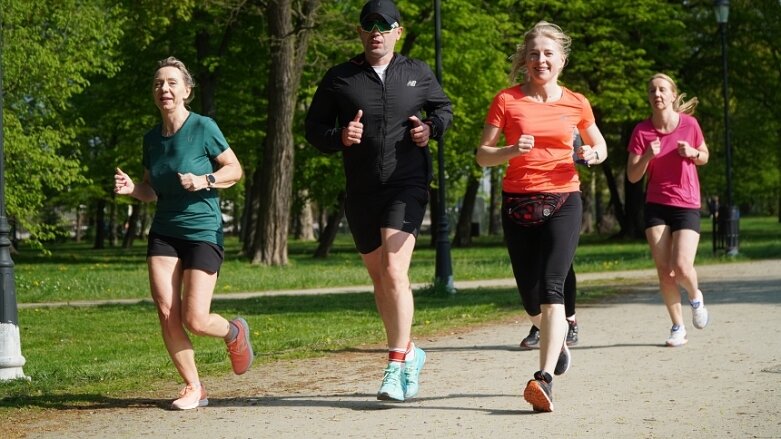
[485,86,595,194]
[627,113,704,208]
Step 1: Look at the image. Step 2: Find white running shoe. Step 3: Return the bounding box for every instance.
[665,325,688,347]
[691,294,709,329]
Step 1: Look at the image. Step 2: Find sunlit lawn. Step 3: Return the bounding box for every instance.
[0,216,778,415]
[12,216,781,303]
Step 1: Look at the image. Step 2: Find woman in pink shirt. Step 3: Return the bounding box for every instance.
[627,73,711,347]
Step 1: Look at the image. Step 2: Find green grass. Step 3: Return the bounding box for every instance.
[2,287,528,406]
[12,216,781,303]
[1,216,779,414]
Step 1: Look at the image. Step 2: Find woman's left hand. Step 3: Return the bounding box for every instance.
[177,172,208,191]
[676,140,695,158]
[577,144,600,165]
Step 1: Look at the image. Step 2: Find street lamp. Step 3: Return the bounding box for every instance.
[714,0,739,256]
[433,0,455,293]
[0,21,29,380]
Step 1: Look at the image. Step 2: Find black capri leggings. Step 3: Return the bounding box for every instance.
[502,192,582,316]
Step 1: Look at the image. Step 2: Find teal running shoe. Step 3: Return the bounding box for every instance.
[403,347,426,399]
[377,362,405,401]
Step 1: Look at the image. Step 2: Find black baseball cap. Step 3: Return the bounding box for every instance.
[360,0,401,27]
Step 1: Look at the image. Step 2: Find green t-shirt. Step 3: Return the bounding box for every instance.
[142,112,229,246]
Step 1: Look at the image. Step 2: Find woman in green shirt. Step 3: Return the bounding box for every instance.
[114,57,252,410]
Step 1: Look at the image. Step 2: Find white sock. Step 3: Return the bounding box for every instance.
[404,342,415,362]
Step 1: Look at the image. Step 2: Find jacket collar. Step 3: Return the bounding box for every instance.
[350,52,401,69]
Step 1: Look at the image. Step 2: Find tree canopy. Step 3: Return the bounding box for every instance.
[2,0,778,255]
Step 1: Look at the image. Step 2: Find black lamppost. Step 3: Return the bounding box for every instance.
[714,0,739,256]
[0,20,28,380]
[433,0,455,293]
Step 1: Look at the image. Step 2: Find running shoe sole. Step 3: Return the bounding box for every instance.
[665,338,688,347]
[523,380,553,412]
[554,343,571,376]
[171,397,209,410]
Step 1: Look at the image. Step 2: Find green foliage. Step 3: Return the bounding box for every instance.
[405,0,513,195]
[12,217,781,303]
[685,0,781,212]
[2,0,779,253]
[2,0,124,242]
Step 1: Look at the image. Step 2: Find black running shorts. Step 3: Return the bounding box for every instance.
[345,186,429,254]
[147,232,224,274]
[644,202,701,233]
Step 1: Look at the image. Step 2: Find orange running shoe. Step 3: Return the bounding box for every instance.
[226,317,254,375]
[523,371,554,412]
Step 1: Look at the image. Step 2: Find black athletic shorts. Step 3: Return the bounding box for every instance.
[344,185,429,254]
[644,202,701,233]
[147,232,224,274]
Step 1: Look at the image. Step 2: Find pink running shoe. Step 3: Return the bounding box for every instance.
[171,383,208,410]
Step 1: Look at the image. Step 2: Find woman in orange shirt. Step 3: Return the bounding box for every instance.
[476,21,607,413]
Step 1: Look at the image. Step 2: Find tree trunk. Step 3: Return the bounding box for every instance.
[313,191,345,258]
[294,189,316,241]
[122,201,141,249]
[194,8,236,118]
[249,0,319,265]
[138,204,150,239]
[108,192,117,247]
[74,205,84,243]
[93,198,106,249]
[602,160,626,236]
[242,167,260,254]
[614,122,644,239]
[488,167,502,235]
[453,175,479,247]
[580,176,594,234]
[624,177,646,239]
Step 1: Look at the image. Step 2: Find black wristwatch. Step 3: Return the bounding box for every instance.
[206,174,216,190]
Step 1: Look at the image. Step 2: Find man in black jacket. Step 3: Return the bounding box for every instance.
[305,0,452,402]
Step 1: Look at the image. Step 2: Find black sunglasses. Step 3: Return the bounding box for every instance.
[359,19,398,33]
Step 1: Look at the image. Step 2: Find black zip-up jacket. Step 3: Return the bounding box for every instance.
[305,53,453,195]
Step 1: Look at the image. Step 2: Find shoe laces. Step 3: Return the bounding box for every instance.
[179,383,201,398]
[227,332,245,355]
[382,365,402,385]
[403,365,419,380]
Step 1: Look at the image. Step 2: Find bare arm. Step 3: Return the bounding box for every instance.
[475,124,532,167]
[114,168,157,202]
[680,141,709,165]
[177,148,243,191]
[207,147,243,189]
[626,136,662,183]
[577,123,608,166]
[626,152,650,184]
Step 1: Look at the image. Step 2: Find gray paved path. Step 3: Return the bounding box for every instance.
[17,260,781,438]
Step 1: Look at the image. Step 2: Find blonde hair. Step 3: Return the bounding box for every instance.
[154,56,196,105]
[648,73,698,115]
[509,21,571,84]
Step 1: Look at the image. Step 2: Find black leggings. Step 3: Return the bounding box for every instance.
[564,265,576,318]
[502,192,582,316]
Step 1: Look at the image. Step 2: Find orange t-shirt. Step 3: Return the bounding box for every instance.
[485,85,596,193]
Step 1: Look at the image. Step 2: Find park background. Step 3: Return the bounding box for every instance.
[1,0,781,429]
